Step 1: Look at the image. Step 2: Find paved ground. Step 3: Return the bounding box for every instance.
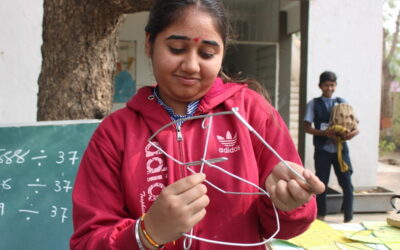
[323,153,400,224]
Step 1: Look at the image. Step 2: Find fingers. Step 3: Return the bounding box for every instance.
[186,199,208,227]
[303,169,325,195]
[276,162,325,195]
[182,183,207,204]
[162,173,209,217]
[144,173,209,244]
[185,185,209,207]
[268,185,286,210]
[270,179,313,211]
[168,174,209,232]
[167,173,206,195]
[267,161,325,211]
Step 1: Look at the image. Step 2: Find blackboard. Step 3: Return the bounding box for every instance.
[0,120,100,250]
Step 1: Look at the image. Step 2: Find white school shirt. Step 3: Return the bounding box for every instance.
[304,96,347,153]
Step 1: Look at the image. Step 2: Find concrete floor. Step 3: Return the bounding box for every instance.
[323,160,400,224]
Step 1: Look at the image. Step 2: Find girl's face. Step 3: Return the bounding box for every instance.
[319,80,337,98]
[146,7,224,115]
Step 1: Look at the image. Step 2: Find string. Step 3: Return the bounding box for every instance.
[148,108,308,185]
[183,116,213,250]
[230,108,308,185]
[146,107,308,247]
[199,116,213,174]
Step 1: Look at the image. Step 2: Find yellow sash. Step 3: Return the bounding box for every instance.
[337,138,349,172]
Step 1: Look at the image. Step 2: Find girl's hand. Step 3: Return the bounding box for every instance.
[142,173,209,245]
[265,161,325,212]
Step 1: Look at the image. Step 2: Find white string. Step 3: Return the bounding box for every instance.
[148,108,307,185]
[183,228,193,250]
[146,107,309,247]
[183,116,213,249]
[149,137,265,195]
[230,108,308,184]
[199,116,213,173]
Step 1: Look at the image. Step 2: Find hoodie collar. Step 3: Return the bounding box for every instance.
[127,77,246,117]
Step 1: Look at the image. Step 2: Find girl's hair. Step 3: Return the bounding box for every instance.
[145,0,230,47]
[145,0,270,102]
[220,71,271,102]
[319,71,337,86]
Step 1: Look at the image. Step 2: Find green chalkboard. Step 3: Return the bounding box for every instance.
[0,120,100,250]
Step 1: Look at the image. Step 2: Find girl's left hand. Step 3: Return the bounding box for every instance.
[265,161,325,211]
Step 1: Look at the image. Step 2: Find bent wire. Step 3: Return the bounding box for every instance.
[147,107,306,248]
[148,107,307,184]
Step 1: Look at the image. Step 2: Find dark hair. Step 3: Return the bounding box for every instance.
[319,71,337,86]
[145,0,230,47]
[145,0,270,102]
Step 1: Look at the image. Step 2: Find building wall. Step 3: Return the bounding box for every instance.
[118,12,154,89]
[289,36,301,148]
[0,1,43,124]
[0,2,383,189]
[304,0,382,187]
[112,12,153,111]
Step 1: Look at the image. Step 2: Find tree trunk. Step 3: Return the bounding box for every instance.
[382,62,394,117]
[381,8,400,135]
[37,0,153,121]
[381,61,395,135]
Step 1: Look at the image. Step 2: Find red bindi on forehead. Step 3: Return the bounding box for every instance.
[193,37,200,42]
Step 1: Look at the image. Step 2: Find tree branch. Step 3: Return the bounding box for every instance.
[386,8,400,63]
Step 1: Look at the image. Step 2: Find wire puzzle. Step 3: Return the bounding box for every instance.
[147,107,309,248]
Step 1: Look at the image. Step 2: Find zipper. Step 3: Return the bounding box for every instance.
[176,125,183,141]
[175,124,187,180]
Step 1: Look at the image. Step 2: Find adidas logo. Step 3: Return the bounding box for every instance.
[217,131,241,153]
[217,131,237,147]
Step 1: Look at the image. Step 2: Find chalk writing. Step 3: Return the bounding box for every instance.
[0,203,4,216]
[0,149,79,166]
[0,148,81,223]
[50,206,68,223]
[1,178,12,190]
[56,151,79,165]
[1,204,70,223]
[54,179,73,193]
[0,149,30,165]
[27,178,47,194]
[31,150,47,166]
[18,209,40,221]
[0,121,99,250]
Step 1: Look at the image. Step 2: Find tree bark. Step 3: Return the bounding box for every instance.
[37,0,153,121]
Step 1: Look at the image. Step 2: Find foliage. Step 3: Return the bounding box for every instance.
[386,36,400,81]
[379,93,400,153]
[383,0,400,81]
[379,139,397,154]
[393,93,400,146]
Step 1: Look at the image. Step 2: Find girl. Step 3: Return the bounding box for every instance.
[70,0,324,249]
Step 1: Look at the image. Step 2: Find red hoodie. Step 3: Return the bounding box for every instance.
[70,78,316,250]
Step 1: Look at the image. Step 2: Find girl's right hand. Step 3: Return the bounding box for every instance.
[142,173,209,245]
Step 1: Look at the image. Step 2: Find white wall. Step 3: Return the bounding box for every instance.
[0,1,43,124]
[304,0,382,187]
[118,12,154,89]
[112,12,153,111]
